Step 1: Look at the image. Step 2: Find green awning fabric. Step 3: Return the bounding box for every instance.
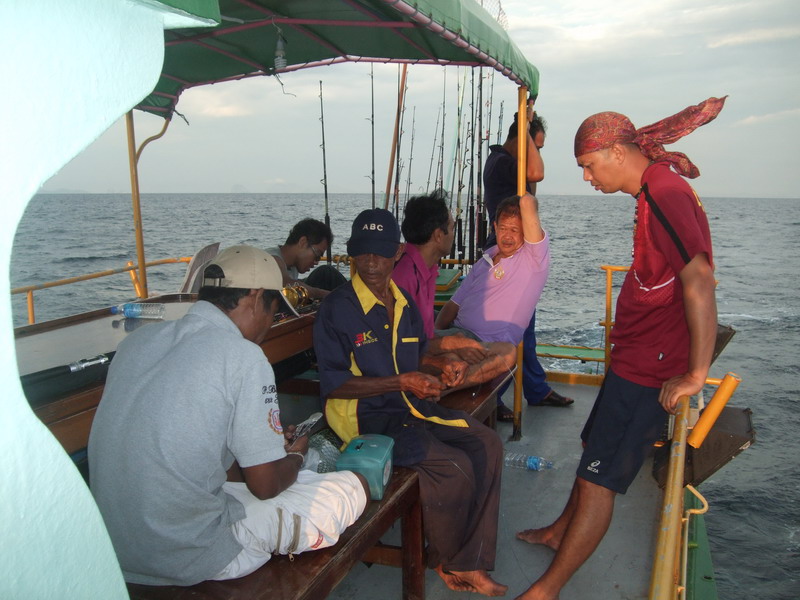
[137,0,539,119]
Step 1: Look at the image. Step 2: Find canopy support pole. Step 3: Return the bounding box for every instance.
[512,86,529,434]
[124,112,171,299]
[126,110,149,299]
[516,87,528,195]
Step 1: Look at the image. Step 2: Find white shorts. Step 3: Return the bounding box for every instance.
[213,470,367,581]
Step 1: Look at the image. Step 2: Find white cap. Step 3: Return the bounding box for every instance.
[203,245,299,316]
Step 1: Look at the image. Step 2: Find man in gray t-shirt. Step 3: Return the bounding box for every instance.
[89,245,368,586]
[266,217,342,300]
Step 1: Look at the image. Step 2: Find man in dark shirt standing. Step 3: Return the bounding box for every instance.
[484,102,573,414]
[314,209,507,597]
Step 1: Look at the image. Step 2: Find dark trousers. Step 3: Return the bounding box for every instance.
[522,310,551,403]
[409,414,503,571]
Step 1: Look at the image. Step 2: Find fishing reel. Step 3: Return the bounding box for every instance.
[281,283,312,310]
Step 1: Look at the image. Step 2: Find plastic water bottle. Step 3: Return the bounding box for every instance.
[110,302,165,319]
[302,448,322,472]
[503,450,554,471]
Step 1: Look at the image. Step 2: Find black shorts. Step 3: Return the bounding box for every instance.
[577,368,668,494]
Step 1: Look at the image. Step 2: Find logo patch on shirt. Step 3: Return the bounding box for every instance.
[354,330,377,347]
[268,408,283,435]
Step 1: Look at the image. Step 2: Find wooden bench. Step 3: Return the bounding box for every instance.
[127,372,510,600]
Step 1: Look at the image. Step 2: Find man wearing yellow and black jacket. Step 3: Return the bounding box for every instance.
[313,208,507,598]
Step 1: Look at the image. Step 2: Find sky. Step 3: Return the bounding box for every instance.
[41,0,800,199]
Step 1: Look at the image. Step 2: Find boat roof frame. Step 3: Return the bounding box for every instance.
[137,0,540,119]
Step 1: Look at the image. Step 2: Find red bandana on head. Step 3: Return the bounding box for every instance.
[573,96,727,179]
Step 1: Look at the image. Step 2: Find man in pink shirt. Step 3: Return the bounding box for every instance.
[394,191,516,390]
[393,190,453,339]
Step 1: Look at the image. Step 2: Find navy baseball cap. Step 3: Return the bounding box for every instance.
[346,209,401,258]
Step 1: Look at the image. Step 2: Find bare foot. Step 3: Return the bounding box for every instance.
[434,565,475,592]
[440,567,508,596]
[516,527,560,551]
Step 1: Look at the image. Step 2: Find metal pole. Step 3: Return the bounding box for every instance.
[404,107,416,201]
[392,72,408,216]
[319,81,331,261]
[125,110,148,298]
[425,105,441,194]
[516,87,527,196]
[370,65,376,209]
[649,396,691,600]
[437,68,447,189]
[384,64,408,210]
[475,68,484,258]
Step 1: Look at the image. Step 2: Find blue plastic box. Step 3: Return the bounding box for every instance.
[335,434,394,500]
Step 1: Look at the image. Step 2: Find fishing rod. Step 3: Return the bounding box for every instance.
[318,80,331,262]
[460,68,479,262]
[464,68,478,263]
[436,67,446,190]
[474,67,485,259]
[403,107,417,202]
[447,67,466,201]
[383,64,408,210]
[391,68,409,218]
[425,105,441,194]
[496,99,505,145]
[452,69,469,260]
[486,69,497,148]
[368,65,375,208]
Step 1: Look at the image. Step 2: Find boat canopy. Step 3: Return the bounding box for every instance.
[137,0,539,119]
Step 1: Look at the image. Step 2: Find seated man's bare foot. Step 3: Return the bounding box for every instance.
[434,565,475,592]
[516,527,560,551]
[445,568,508,597]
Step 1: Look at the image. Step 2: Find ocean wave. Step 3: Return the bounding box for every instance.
[53,253,132,264]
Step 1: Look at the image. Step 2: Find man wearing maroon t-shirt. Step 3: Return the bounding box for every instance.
[513,97,725,600]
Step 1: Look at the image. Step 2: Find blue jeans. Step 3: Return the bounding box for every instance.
[497,311,551,406]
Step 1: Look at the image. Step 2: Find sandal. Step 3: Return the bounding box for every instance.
[538,390,574,407]
[496,403,515,422]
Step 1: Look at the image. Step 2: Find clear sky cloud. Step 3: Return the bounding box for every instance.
[41,0,800,199]
[736,107,800,126]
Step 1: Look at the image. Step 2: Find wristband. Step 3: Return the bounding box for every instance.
[286,451,305,464]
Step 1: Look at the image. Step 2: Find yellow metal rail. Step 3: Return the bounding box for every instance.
[688,373,742,448]
[600,265,629,371]
[650,395,691,600]
[11,257,191,324]
[649,372,741,600]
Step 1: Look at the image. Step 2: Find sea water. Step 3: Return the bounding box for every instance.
[10,193,800,599]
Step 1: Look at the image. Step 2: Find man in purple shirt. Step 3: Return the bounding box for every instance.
[435,193,549,416]
[394,191,517,391]
[393,190,454,339]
